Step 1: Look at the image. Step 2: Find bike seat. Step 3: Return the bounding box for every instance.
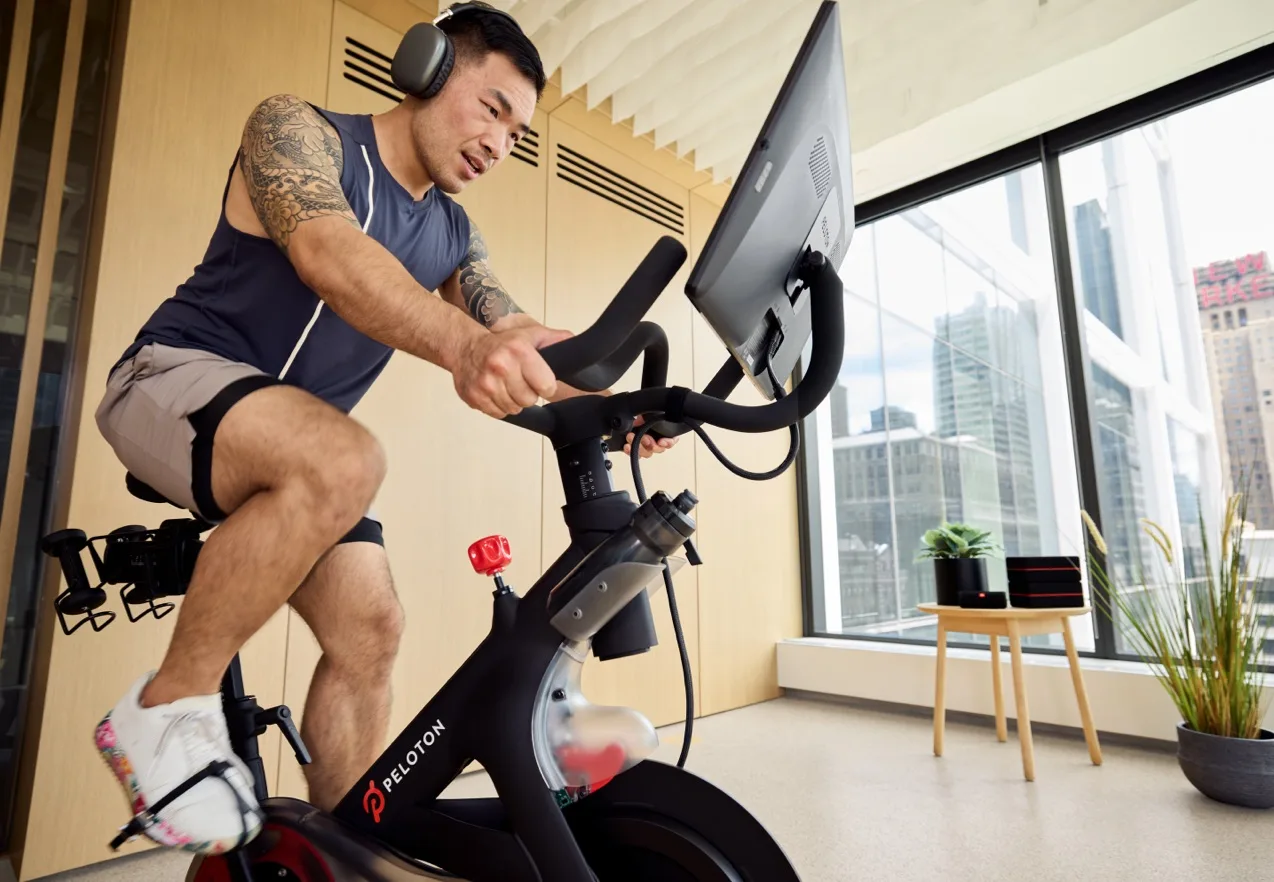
[125,473,182,509]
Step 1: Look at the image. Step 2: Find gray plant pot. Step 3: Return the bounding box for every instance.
[1176,723,1274,809]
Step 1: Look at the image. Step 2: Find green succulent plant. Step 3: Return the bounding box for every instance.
[917,523,1001,560]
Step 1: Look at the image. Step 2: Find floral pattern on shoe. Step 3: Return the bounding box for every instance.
[94,712,258,855]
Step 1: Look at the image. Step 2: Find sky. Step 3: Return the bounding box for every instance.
[1061,76,1274,271]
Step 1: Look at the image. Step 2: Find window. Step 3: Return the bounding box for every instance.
[801,48,1274,666]
[805,168,1083,649]
[1061,74,1274,654]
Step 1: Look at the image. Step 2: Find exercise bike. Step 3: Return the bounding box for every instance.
[41,4,853,877]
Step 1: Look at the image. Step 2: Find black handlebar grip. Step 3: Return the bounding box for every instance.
[561,321,670,393]
[538,236,687,387]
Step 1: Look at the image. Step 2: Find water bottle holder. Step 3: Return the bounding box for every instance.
[531,640,661,798]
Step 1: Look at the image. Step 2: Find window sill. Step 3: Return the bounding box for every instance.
[776,636,1274,743]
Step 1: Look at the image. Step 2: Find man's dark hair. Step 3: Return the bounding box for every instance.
[439,2,547,99]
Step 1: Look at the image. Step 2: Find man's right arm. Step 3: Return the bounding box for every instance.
[238,94,560,416]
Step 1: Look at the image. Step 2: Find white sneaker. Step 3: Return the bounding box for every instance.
[95,671,263,855]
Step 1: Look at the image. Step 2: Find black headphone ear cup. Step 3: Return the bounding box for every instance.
[421,40,455,99]
[391,22,453,99]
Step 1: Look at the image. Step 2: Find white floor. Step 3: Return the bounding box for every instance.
[30,694,1274,881]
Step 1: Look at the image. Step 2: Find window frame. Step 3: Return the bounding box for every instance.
[798,39,1274,662]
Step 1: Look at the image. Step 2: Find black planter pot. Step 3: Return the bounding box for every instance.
[1177,723,1274,809]
[933,558,988,606]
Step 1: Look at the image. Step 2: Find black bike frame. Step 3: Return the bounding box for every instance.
[330,438,655,882]
[318,239,845,882]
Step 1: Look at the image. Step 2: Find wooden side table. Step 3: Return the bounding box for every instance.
[917,603,1102,781]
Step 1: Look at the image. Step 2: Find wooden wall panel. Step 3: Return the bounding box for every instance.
[327,2,402,115]
[542,119,701,728]
[14,1,332,878]
[688,194,803,716]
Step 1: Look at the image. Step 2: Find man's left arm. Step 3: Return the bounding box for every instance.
[440,222,675,455]
[443,221,529,331]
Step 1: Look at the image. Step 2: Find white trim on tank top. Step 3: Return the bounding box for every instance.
[278,144,376,380]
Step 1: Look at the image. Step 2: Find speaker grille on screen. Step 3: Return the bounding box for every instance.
[556,144,685,235]
[809,136,831,201]
[340,36,539,167]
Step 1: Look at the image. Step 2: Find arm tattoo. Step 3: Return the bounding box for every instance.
[240,94,360,254]
[458,224,524,327]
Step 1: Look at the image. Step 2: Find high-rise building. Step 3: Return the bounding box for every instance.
[830,400,1001,628]
[933,294,1043,556]
[1073,199,1124,339]
[1195,251,1274,527]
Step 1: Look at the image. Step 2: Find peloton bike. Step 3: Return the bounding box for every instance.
[41,2,853,879]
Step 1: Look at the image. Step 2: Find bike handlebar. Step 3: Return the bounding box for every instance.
[509,236,845,443]
[539,237,685,391]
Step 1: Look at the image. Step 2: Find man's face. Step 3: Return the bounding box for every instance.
[412,51,536,195]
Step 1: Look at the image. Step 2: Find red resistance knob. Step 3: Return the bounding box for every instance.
[468,535,512,577]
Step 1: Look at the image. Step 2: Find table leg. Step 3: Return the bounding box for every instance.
[990,634,1006,742]
[1007,621,1035,781]
[934,623,947,757]
[1063,616,1103,766]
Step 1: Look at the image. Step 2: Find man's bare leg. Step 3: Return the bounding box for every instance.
[288,542,404,810]
[142,385,387,707]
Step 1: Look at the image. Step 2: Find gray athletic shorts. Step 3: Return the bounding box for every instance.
[95,341,383,545]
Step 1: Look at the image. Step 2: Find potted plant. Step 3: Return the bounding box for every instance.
[918,523,1000,606]
[1082,494,1274,808]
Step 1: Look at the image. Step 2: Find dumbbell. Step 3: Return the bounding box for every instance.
[41,529,107,616]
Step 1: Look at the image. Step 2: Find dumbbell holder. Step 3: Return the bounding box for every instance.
[41,516,214,637]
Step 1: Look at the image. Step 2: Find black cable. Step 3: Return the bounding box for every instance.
[692,376,799,481]
[693,423,799,481]
[629,420,695,769]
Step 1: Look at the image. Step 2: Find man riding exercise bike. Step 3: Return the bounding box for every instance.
[90,1,674,854]
[49,0,856,876]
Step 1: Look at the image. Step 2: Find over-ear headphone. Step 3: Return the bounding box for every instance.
[391,2,524,100]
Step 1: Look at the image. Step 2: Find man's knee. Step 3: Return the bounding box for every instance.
[327,594,404,677]
[296,423,387,537]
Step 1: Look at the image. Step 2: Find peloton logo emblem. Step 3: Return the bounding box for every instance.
[363,780,386,824]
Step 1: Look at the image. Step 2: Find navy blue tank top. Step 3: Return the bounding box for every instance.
[117,106,471,413]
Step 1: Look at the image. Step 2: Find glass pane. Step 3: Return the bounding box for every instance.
[1059,76,1274,659]
[874,212,947,337]
[806,166,1087,650]
[0,2,16,106]
[883,314,949,626]
[0,0,70,512]
[827,291,896,633]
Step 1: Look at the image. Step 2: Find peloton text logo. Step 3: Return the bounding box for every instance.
[384,719,447,795]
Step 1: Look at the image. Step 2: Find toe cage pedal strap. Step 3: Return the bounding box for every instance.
[108,760,255,851]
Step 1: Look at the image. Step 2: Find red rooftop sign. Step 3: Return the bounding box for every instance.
[1194,252,1274,309]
